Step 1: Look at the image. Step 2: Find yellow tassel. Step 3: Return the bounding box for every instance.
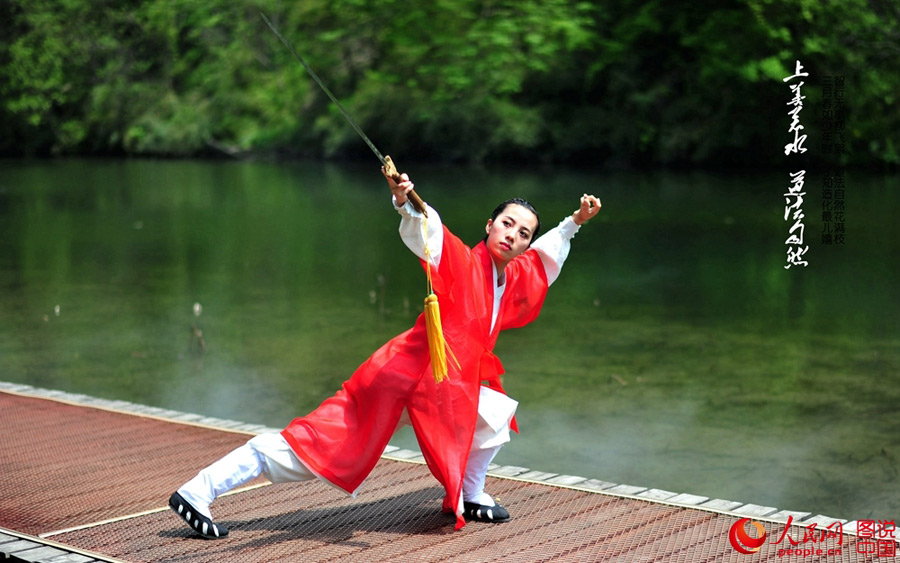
[421,207,459,383]
[424,294,449,383]
[424,294,461,383]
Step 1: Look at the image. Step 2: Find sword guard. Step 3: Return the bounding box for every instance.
[385,155,428,217]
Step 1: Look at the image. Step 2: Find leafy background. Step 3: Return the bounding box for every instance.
[1,0,898,167]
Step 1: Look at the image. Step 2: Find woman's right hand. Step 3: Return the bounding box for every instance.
[383,167,414,206]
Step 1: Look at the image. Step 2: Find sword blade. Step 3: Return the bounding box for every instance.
[260,12,387,166]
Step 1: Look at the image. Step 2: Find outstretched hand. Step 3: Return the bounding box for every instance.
[572,194,601,225]
[383,167,414,206]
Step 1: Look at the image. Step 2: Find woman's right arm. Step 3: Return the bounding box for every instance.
[384,168,443,267]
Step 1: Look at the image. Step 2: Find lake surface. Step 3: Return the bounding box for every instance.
[1,158,897,522]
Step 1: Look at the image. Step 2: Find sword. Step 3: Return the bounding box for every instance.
[260,12,428,216]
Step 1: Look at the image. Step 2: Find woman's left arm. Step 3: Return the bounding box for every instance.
[530,194,601,285]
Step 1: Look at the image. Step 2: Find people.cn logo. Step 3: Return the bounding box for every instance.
[729,518,767,554]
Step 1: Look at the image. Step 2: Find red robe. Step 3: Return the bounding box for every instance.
[281,225,549,529]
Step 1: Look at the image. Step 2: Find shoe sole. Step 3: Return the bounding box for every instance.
[168,492,228,539]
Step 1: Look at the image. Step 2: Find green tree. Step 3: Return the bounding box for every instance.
[1,0,897,167]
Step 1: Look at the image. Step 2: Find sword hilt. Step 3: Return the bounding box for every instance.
[384,155,428,217]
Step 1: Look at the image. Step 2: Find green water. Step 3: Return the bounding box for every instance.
[1,159,897,521]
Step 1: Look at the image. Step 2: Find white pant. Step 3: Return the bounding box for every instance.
[177,432,316,519]
[178,387,517,517]
[396,387,517,506]
[466,387,517,506]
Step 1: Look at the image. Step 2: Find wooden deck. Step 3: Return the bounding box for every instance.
[0,383,890,562]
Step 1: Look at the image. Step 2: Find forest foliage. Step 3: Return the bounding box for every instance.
[1,0,898,167]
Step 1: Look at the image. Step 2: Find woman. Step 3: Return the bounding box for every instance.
[169,167,601,538]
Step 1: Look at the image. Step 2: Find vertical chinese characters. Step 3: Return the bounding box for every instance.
[821,75,846,245]
[783,61,809,268]
[785,171,807,259]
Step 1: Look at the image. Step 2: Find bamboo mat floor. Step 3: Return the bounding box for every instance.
[0,385,889,562]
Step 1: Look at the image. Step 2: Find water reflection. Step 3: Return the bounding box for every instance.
[0,159,897,521]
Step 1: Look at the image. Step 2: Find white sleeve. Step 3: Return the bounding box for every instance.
[529,216,581,286]
[394,196,443,267]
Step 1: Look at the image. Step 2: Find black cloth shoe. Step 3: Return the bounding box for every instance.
[463,501,510,522]
[169,492,229,539]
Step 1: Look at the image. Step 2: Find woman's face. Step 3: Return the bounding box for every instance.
[484,203,539,266]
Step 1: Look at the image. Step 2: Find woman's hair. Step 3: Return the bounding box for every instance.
[486,198,541,244]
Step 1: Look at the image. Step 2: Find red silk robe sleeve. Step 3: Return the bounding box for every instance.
[495,247,550,331]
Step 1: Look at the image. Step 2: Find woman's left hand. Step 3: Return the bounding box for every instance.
[572,194,601,225]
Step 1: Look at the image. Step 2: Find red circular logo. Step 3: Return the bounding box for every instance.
[729,518,767,554]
